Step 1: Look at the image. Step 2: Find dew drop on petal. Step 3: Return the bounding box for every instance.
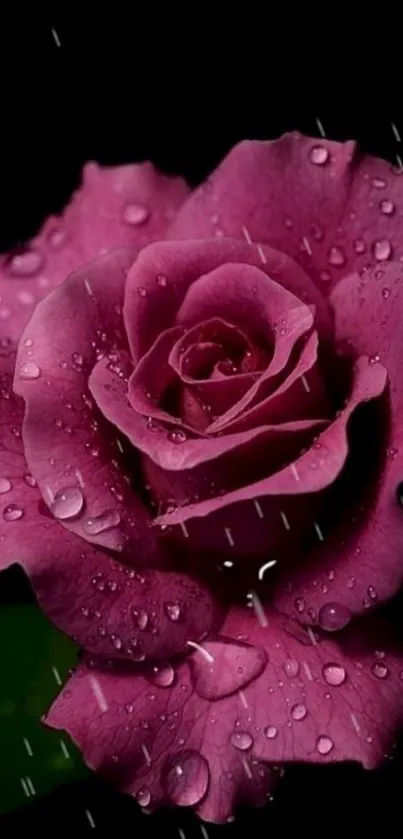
[164,601,183,622]
[264,725,278,739]
[309,145,329,166]
[83,510,120,535]
[156,273,167,287]
[48,228,68,249]
[123,203,150,226]
[380,198,395,215]
[20,362,41,380]
[372,177,386,189]
[8,249,44,277]
[51,487,84,520]
[0,478,12,494]
[372,239,392,261]
[168,429,187,444]
[290,703,307,721]
[136,786,151,807]
[318,602,351,631]
[3,503,24,522]
[137,287,148,298]
[322,662,346,686]
[283,659,299,678]
[353,239,366,254]
[132,608,148,630]
[230,731,253,751]
[160,750,210,807]
[382,287,391,299]
[316,735,334,755]
[371,662,389,679]
[23,473,37,488]
[147,662,175,688]
[328,246,346,267]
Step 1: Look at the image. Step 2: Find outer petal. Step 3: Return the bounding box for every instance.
[13,250,160,560]
[45,608,403,823]
[123,238,333,363]
[274,262,403,619]
[168,133,403,293]
[0,161,189,342]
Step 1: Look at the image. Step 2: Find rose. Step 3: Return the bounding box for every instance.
[1,133,403,823]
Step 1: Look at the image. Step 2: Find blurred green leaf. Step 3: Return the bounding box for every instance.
[0,603,89,813]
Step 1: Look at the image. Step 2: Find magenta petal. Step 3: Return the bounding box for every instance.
[168,133,403,293]
[45,608,403,823]
[0,161,188,343]
[123,238,333,363]
[274,262,403,618]
[13,250,160,560]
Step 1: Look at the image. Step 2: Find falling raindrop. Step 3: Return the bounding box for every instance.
[160,750,210,806]
[322,662,346,686]
[318,602,351,631]
[51,487,84,520]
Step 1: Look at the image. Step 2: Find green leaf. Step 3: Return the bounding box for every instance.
[0,603,89,813]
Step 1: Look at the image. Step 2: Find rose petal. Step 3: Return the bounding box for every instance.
[123,238,333,363]
[0,161,188,343]
[274,262,403,618]
[168,133,403,293]
[45,608,403,823]
[13,250,161,560]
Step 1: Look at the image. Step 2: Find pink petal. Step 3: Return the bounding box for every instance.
[13,250,160,560]
[274,261,403,619]
[168,133,403,293]
[0,161,189,343]
[123,238,333,363]
[45,608,403,823]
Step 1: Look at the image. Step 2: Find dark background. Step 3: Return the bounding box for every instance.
[0,15,402,836]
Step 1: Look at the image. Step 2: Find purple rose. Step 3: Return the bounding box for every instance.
[2,134,403,822]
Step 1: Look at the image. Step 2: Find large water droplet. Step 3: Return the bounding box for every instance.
[309,145,329,166]
[322,662,346,686]
[83,509,120,535]
[372,177,386,189]
[318,602,351,631]
[283,659,299,678]
[168,429,187,444]
[264,725,278,739]
[230,731,253,751]
[316,735,334,755]
[328,246,346,267]
[371,661,388,679]
[373,239,392,261]
[147,662,175,688]
[136,786,151,807]
[20,362,41,380]
[123,203,150,226]
[132,608,148,630]
[191,639,267,700]
[0,478,12,494]
[164,601,183,622]
[290,703,307,721]
[3,503,24,522]
[8,249,44,277]
[380,198,395,215]
[23,473,37,488]
[51,487,84,520]
[160,750,209,807]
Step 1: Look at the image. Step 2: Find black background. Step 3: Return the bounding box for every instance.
[0,14,402,836]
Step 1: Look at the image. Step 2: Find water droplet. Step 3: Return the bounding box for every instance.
[132,608,148,630]
[318,602,351,631]
[8,249,44,277]
[380,198,395,215]
[322,662,346,686]
[3,503,24,522]
[48,228,67,248]
[137,287,148,298]
[291,703,307,721]
[19,362,41,380]
[368,353,380,365]
[164,601,182,622]
[382,287,391,299]
[168,429,187,444]
[83,509,120,535]
[72,352,84,369]
[112,636,122,650]
[367,585,378,601]
[294,598,305,613]
[147,662,175,687]
[310,222,323,241]
[264,725,278,739]
[354,239,366,254]
[0,478,11,494]
[23,473,37,487]
[156,273,167,287]
[230,731,253,751]
[372,177,386,189]
[123,203,150,226]
[371,661,388,679]
[373,239,392,261]
[316,735,334,755]
[328,246,346,267]
[283,659,299,678]
[51,487,84,520]
[136,786,151,807]
[161,750,209,807]
[309,145,329,166]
